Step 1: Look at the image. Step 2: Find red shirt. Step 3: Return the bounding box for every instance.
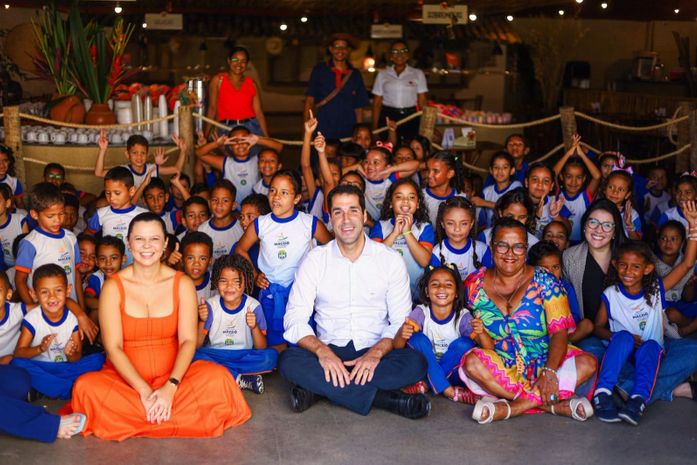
[216,75,256,121]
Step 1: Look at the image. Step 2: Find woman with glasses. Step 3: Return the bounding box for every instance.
[459,217,597,423]
[206,46,268,140]
[372,40,428,143]
[563,200,697,405]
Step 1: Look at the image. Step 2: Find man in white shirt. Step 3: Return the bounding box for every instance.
[280,185,429,418]
[372,40,428,143]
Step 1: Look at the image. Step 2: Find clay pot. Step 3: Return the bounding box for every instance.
[85,103,117,125]
[49,95,86,124]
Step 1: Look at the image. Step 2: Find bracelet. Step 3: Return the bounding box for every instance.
[541,366,558,377]
[688,235,697,241]
[402,230,413,236]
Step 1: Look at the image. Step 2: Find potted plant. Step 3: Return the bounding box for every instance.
[69,4,134,124]
[31,4,85,123]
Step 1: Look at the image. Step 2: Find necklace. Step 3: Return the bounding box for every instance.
[491,267,528,312]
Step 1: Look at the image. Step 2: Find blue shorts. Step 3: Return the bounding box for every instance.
[667,300,697,319]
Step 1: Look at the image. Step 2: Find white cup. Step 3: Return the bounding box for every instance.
[110,133,123,144]
[69,132,79,144]
[90,131,101,143]
[38,132,50,144]
[26,130,38,143]
[142,130,153,142]
[77,133,89,145]
[53,132,66,144]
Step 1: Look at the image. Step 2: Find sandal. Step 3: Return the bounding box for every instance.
[401,381,428,395]
[449,386,481,405]
[59,413,87,438]
[550,397,594,422]
[472,398,511,424]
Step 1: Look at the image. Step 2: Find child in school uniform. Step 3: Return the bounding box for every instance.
[0,270,25,364]
[657,174,697,230]
[480,151,522,228]
[0,184,28,269]
[236,170,331,350]
[232,193,271,272]
[94,131,187,192]
[87,167,148,265]
[524,162,570,239]
[85,236,125,320]
[141,178,180,234]
[252,148,283,196]
[76,233,97,291]
[477,188,540,250]
[0,144,25,210]
[195,125,284,205]
[643,166,671,227]
[197,179,244,261]
[11,264,104,399]
[195,254,278,394]
[422,151,469,226]
[177,196,210,242]
[179,232,215,303]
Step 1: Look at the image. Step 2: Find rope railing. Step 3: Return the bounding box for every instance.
[431,142,567,174]
[14,112,177,129]
[574,111,688,132]
[437,112,561,129]
[581,142,691,164]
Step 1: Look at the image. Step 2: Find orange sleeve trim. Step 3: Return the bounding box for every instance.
[419,241,434,251]
[371,238,383,243]
[84,288,97,297]
[15,265,31,274]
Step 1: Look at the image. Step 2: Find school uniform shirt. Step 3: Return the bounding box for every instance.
[0,174,23,198]
[15,228,80,301]
[0,301,26,356]
[406,304,474,360]
[6,266,15,289]
[422,187,464,226]
[369,219,434,298]
[643,190,671,225]
[223,155,260,205]
[252,179,270,196]
[364,173,399,221]
[87,204,148,265]
[197,218,244,262]
[371,64,428,109]
[560,188,593,243]
[85,270,106,299]
[601,280,666,346]
[255,210,317,287]
[477,227,539,251]
[484,161,529,188]
[533,195,572,239]
[195,271,217,303]
[160,209,180,235]
[561,277,583,324]
[621,206,643,238]
[307,188,325,224]
[203,294,267,350]
[21,306,78,362]
[480,181,523,227]
[430,238,492,281]
[124,163,158,190]
[0,212,27,267]
[658,206,688,230]
[654,253,693,303]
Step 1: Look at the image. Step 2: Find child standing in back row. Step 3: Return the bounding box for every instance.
[480,151,522,228]
[236,170,331,350]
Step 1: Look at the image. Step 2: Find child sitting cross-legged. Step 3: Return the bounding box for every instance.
[194,254,278,394]
[11,264,105,399]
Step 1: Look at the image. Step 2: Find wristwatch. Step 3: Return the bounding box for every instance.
[168,377,180,387]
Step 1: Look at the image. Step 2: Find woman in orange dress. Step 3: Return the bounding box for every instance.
[71,212,251,440]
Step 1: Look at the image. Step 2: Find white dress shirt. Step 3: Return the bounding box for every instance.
[284,235,412,351]
[372,65,428,109]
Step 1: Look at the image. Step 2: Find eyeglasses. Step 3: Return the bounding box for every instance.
[390,48,409,54]
[659,236,680,243]
[46,174,64,180]
[332,45,351,50]
[586,218,615,232]
[229,58,248,64]
[493,241,527,256]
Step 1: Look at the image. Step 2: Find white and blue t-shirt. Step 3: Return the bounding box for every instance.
[159,209,180,235]
[0,174,23,198]
[0,212,27,267]
[560,188,593,243]
[422,187,464,226]
[255,210,317,287]
[406,304,474,360]
[223,155,259,205]
[480,181,523,227]
[15,228,80,301]
[430,238,492,281]
[621,206,643,238]
[369,219,434,299]
[658,206,688,230]
[195,271,217,303]
[124,163,158,191]
[601,280,666,347]
[85,270,106,299]
[21,306,78,362]
[87,204,148,265]
[0,301,26,356]
[197,218,244,262]
[252,178,270,197]
[533,195,571,239]
[643,191,671,225]
[363,173,398,221]
[203,294,267,350]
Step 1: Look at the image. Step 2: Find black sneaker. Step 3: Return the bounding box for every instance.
[373,390,431,420]
[593,390,621,423]
[289,384,317,413]
[236,374,264,394]
[618,396,646,426]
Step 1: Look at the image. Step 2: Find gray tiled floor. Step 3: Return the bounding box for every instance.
[1,373,695,465]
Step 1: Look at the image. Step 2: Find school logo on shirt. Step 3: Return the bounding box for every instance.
[274,234,290,248]
[278,250,287,260]
[241,179,247,185]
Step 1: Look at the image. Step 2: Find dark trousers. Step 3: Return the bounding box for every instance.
[0,365,59,442]
[279,341,427,415]
[378,107,420,144]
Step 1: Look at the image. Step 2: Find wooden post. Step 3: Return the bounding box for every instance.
[419,105,438,142]
[178,105,195,181]
[559,106,577,152]
[676,102,694,174]
[2,106,25,186]
[690,109,697,171]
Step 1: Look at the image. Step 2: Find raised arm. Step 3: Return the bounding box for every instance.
[157,134,188,176]
[194,136,227,172]
[301,115,319,201]
[553,134,581,177]
[94,129,109,178]
[664,200,697,290]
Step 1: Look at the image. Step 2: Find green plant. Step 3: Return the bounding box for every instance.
[30,4,76,96]
[68,2,134,104]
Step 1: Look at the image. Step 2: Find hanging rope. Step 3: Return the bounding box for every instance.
[21,146,180,170]
[437,112,561,129]
[574,111,688,132]
[581,142,690,164]
[15,112,177,129]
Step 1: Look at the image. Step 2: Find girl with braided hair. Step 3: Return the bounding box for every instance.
[194,253,278,395]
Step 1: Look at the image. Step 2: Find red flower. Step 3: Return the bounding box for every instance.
[89,44,97,66]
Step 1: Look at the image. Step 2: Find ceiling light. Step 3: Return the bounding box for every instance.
[4,4,9,9]
[601,2,608,8]
[300,16,308,23]
[576,0,583,3]
[114,3,122,14]
[142,22,147,28]
[280,23,288,31]
[469,13,477,21]
[558,9,565,16]
[674,9,680,14]
[506,15,514,22]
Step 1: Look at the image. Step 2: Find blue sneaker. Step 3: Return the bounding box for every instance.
[618,396,646,426]
[593,390,621,423]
